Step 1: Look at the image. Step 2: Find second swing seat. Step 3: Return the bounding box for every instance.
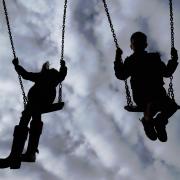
[124,104,180,113]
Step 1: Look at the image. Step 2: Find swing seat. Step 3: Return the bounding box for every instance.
[125,104,180,112]
[124,105,144,112]
[41,102,64,114]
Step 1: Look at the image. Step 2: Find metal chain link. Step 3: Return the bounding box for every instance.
[2,0,28,107]
[125,80,133,107]
[60,0,68,64]
[169,0,175,48]
[168,0,175,101]
[102,0,119,49]
[168,76,174,100]
[58,0,68,102]
[2,0,16,58]
[102,0,133,106]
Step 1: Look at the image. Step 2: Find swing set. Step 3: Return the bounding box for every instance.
[2,0,180,113]
[102,0,180,112]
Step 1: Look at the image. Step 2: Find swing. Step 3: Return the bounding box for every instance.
[3,0,68,114]
[102,0,180,112]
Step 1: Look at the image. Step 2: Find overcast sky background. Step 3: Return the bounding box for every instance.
[0,0,180,179]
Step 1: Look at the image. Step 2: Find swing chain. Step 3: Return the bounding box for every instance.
[58,83,62,102]
[102,0,133,106]
[169,0,175,48]
[58,0,68,102]
[2,0,16,58]
[18,75,28,105]
[125,80,133,107]
[102,0,119,49]
[168,0,175,101]
[60,0,68,63]
[168,76,175,101]
[3,0,27,106]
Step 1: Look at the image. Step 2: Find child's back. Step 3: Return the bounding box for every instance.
[114,31,178,142]
[123,51,167,106]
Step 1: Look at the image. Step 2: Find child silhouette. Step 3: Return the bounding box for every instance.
[114,32,178,142]
[0,58,67,169]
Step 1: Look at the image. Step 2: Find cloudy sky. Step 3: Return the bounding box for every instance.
[0,0,180,179]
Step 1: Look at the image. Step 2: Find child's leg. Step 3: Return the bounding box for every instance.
[22,113,43,162]
[144,102,158,121]
[153,97,177,142]
[19,104,32,127]
[156,97,177,124]
[141,102,158,141]
[0,106,30,169]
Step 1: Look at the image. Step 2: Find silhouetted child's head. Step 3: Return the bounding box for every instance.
[41,61,59,77]
[41,61,50,72]
[130,32,147,53]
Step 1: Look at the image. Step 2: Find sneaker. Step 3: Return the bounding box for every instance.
[140,118,157,141]
[154,118,168,142]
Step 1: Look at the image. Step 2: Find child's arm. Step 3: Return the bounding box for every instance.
[163,48,178,77]
[58,60,67,82]
[12,58,40,81]
[114,48,130,80]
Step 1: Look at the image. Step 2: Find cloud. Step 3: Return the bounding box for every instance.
[0,0,180,179]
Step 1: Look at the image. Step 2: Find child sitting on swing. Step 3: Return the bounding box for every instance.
[0,58,67,169]
[114,31,178,142]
